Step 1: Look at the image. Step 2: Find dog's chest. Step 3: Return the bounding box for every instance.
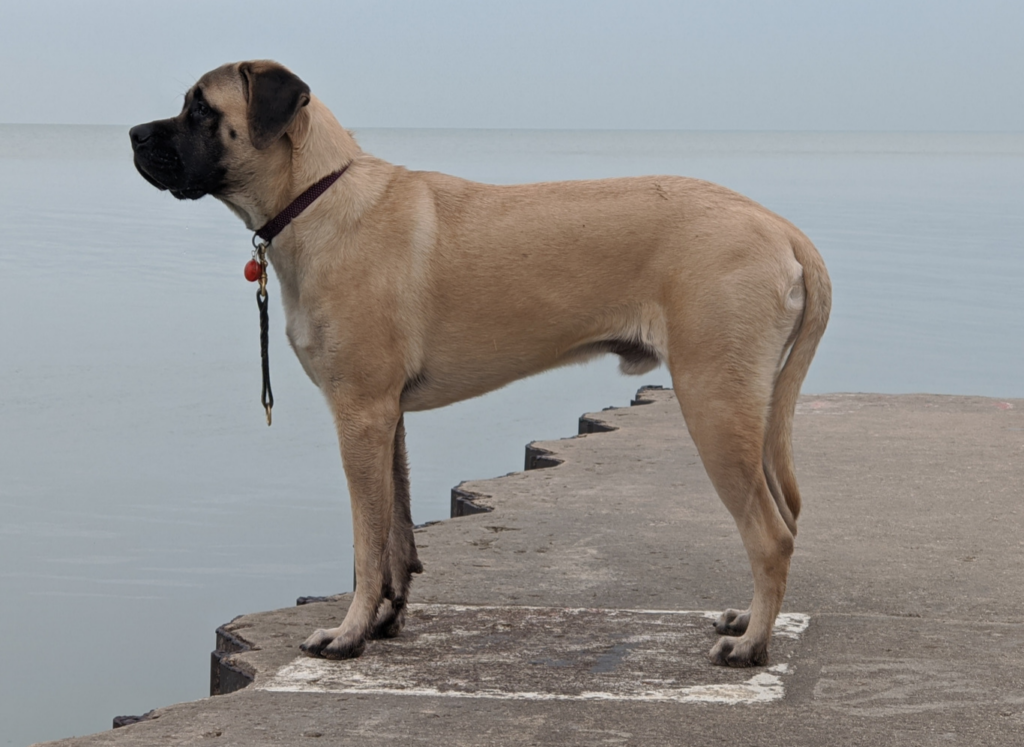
[278,282,325,386]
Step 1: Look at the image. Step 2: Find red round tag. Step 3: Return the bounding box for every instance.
[244,259,261,282]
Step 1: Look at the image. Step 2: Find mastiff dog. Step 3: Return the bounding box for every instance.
[130,60,830,667]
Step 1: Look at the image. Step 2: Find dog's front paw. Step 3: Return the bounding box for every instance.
[713,608,751,637]
[709,635,768,668]
[300,628,366,659]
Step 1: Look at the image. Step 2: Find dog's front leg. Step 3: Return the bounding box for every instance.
[300,399,401,659]
[370,414,422,640]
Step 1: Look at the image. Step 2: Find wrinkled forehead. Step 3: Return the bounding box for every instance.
[191,64,245,112]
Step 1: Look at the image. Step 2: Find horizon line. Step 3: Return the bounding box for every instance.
[2,123,1023,136]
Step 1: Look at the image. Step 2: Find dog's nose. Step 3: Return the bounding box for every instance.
[129,123,153,147]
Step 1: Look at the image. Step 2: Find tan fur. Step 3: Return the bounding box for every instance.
[194,61,831,666]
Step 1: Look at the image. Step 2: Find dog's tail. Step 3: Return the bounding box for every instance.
[763,230,831,536]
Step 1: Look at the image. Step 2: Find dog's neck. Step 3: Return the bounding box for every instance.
[220,96,362,235]
[289,97,361,197]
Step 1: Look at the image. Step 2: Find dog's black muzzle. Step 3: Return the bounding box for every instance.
[129,119,223,201]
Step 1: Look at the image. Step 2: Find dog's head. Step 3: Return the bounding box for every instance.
[129,61,311,201]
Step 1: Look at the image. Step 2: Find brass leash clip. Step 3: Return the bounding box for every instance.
[255,242,268,299]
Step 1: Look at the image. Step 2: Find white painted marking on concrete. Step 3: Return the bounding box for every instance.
[773,613,811,639]
[257,605,810,705]
[261,658,788,703]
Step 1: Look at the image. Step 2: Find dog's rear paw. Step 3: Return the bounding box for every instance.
[713,608,751,637]
[709,635,768,668]
[369,598,407,640]
[300,628,366,659]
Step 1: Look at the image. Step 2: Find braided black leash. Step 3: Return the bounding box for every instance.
[253,244,274,422]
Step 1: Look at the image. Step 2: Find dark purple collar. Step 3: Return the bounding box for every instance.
[254,162,352,244]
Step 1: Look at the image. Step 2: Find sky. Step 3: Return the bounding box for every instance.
[1,0,1022,131]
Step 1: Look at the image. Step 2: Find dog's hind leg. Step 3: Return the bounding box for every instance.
[674,373,794,666]
[300,399,401,659]
[667,297,798,666]
[370,415,422,639]
[707,237,830,645]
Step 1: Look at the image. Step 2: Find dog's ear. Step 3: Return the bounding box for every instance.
[239,61,311,150]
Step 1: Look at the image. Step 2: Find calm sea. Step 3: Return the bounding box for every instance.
[1,126,1022,745]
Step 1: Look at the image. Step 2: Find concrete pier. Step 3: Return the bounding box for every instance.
[38,388,1024,746]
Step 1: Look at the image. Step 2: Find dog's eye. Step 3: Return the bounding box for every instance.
[192,99,211,118]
